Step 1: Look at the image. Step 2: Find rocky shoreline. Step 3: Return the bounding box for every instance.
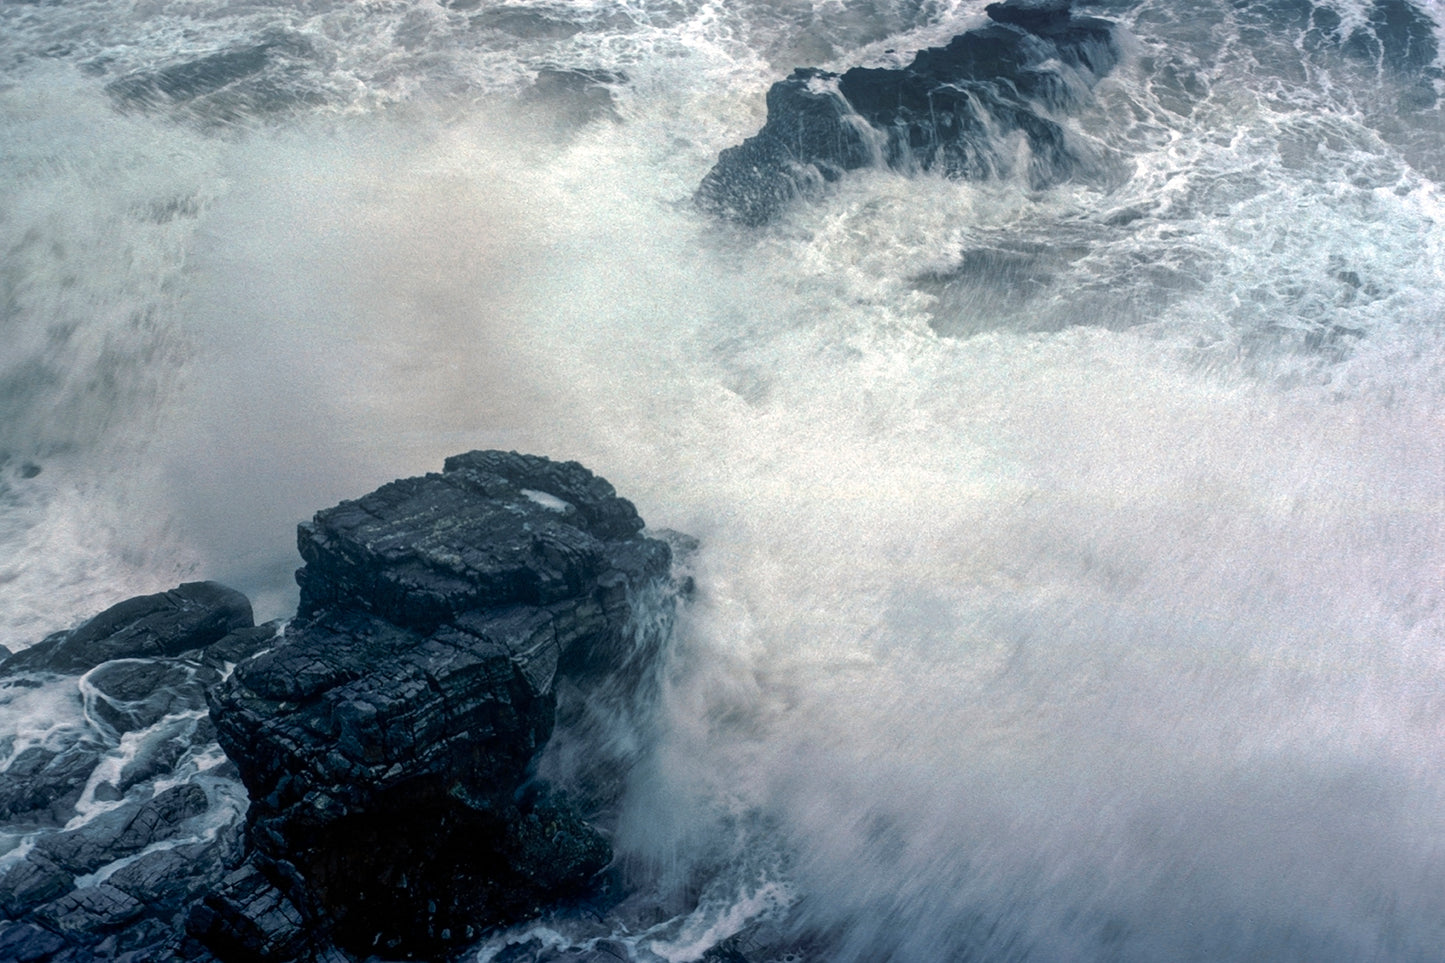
[695,0,1124,226]
[0,452,684,963]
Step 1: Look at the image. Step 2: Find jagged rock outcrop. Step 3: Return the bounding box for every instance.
[192,451,676,961]
[696,0,1122,225]
[0,583,259,962]
[0,452,679,963]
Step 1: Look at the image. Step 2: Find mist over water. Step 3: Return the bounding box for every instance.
[4,0,1445,959]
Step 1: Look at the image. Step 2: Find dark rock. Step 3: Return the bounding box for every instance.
[107,916,194,961]
[83,659,210,734]
[204,622,284,669]
[187,865,312,963]
[31,884,147,943]
[984,0,1071,33]
[107,715,211,797]
[0,592,260,960]
[697,73,874,227]
[293,449,652,627]
[203,451,676,961]
[0,452,674,963]
[0,741,106,824]
[697,0,1123,224]
[0,922,69,962]
[0,836,238,959]
[107,846,221,906]
[0,854,74,919]
[0,582,253,677]
[34,784,210,875]
[293,796,610,957]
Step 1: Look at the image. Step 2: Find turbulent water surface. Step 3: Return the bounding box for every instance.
[4,0,1445,960]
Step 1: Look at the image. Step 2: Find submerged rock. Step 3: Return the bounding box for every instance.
[520,68,623,135]
[195,451,676,961]
[102,30,324,121]
[696,0,1123,225]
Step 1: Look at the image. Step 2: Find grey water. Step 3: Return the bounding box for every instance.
[3,0,1445,960]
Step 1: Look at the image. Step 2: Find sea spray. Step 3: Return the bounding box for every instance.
[1,0,1444,959]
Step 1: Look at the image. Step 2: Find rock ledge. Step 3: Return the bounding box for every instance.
[195,451,675,960]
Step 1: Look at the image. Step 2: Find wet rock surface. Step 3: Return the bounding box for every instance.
[696,0,1124,225]
[0,582,253,678]
[0,584,256,962]
[0,452,680,963]
[197,451,674,961]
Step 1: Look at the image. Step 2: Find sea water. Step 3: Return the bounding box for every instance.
[2,0,1445,960]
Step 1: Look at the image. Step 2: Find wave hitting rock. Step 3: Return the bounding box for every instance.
[695,0,1123,225]
[0,452,680,963]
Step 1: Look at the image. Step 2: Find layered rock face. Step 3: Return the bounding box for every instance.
[696,0,1122,225]
[0,452,677,962]
[0,583,262,962]
[193,451,675,960]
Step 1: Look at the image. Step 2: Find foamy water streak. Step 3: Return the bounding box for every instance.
[2,0,1445,959]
